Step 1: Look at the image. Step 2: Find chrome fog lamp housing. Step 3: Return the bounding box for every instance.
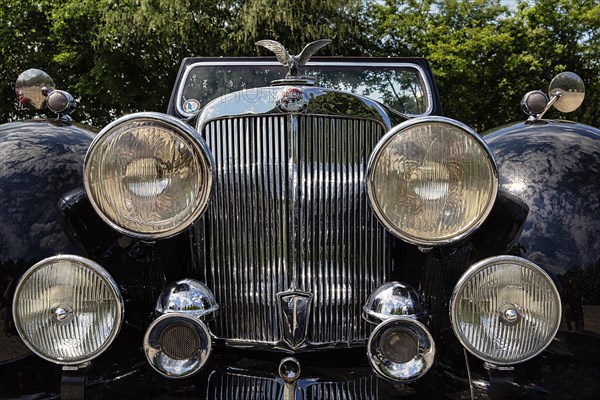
[156,279,219,318]
[12,255,123,365]
[84,112,213,239]
[144,314,212,378]
[363,282,425,324]
[450,256,561,365]
[367,317,435,382]
[366,116,498,246]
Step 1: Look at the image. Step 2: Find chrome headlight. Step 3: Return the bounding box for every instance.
[450,256,561,365]
[84,112,213,239]
[12,255,123,365]
[367,116,498,246]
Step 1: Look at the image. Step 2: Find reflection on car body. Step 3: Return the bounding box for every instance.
[1,40,599,399]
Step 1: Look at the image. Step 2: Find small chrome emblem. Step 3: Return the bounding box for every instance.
[277,289,312,349]
[276,87,308,113]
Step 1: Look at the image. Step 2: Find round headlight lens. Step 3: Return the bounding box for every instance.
[367,117,498,246]
[450,256,561,365]
[84,112,213,239]
[12,255,123,364]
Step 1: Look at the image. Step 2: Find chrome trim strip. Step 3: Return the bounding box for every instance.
[206,370,380,399]
[194,114,391,348]
[176,60,434,118]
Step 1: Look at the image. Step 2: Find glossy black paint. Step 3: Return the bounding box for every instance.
[485,120,600,336]
[2,112,600,398]
[0,120,95,363]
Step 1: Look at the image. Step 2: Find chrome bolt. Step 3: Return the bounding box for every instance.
[504,308,519,322]
[499,304,521,326]
[55,307,68,321]
[51,303,73,324]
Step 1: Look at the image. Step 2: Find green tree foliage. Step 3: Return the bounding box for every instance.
[0,0,598,130]
[231,0,367,55]
[0,0,54,121]
[366,0,600,131]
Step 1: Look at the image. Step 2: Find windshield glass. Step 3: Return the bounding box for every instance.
[178,62,431,117]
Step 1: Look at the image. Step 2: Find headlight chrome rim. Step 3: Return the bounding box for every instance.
[84,112,213,239]
[12,255,124,365]
[450,255,561,365]
[366,116,498,246]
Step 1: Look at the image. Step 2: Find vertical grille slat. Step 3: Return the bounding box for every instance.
[206,371,379,400]
[196,114,390,345]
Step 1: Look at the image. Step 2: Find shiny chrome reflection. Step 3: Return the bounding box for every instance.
[156,279,218,319]
[367,317,435,382]
[548,71,585,113]
[195,114,391,348]
[363,282,426,325]
[15,69,55,110]
[12,255,123,365]
[521,90,548,116]
[46,89,76,115]
[279,357,301,383]
[450,255,561,365]
[366,116,498,246]
[143,313,212,378]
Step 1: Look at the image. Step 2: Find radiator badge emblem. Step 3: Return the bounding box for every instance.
[276,86,308,113]
[277,290,312,349]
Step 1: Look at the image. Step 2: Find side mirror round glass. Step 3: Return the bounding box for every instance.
[15,69,56,110]
[548,72,585,113]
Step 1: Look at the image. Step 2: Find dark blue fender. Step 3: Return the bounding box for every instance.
[2,117,599,399]
[0,120,96,363]
[483,120,600,398]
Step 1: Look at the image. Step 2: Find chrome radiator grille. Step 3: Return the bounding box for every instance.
[206,371,380,400]
[194,114,391,346]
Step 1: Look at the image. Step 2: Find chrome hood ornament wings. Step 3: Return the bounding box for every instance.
[255,39,332,78]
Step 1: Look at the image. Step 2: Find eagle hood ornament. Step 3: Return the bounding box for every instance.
[255,39,332,78]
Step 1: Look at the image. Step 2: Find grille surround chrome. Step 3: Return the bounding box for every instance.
[194,113,392,349]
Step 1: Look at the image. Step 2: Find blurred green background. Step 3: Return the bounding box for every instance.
[1,0,598,131]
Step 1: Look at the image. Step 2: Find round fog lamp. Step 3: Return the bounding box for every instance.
[450,256,561,365]
[12,255,123,364]
[84,112,213,239]
[367,116,498,246]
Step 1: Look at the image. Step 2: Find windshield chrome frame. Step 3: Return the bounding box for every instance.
[175,60,435,119]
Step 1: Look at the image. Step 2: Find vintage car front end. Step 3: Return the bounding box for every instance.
[1,44,599,399]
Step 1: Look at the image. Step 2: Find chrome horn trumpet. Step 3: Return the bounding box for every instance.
[364,282,435,381]
[143,279,218,378]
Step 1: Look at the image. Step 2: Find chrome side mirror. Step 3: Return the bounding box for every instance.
[15,69,55,110]
[548,72,585,113]
[15,69,77,120]
[521,72,585,120]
